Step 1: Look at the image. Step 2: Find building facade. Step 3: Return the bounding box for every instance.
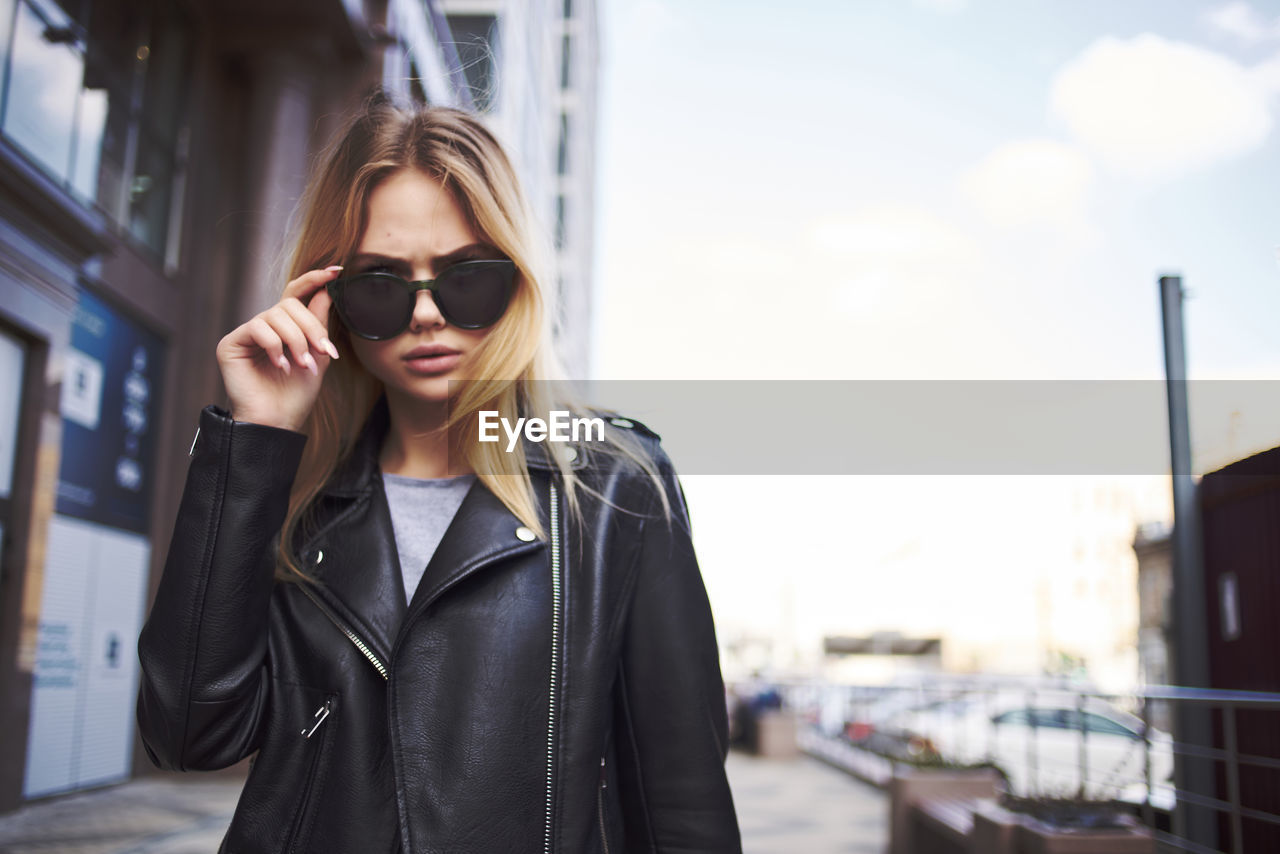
[437,0,599,379]
[0,0,597,812]
[1132,520,1172,732]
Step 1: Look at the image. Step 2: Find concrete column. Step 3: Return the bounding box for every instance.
[237,53,318,322]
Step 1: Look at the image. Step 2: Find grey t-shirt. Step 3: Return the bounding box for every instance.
[381,472,475,601]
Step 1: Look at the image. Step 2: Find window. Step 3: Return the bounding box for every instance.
[555,194,566,249]
[447,14,497,112]
[994,709,1031,727]
[559,33,570,89]
[1082,712,1140,739]
[1030,709,1071,730]
[995,708,1075,729]
[0,0,192,260]
[556,112,569,176]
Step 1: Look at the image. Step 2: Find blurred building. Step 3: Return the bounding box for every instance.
[1198,445,1280,850]
[1132,520,1172,731]
[1132,522,1172,685]
[437,0,600,377]
[0,0,597,812]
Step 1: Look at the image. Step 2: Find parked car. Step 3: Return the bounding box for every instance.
[885,694,1174,799]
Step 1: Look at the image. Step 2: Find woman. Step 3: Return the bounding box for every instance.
[136,94,741,853]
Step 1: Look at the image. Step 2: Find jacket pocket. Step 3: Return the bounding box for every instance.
[596,751,625,854]
[289,693,337,853]
[596,755,612,854]
[221,681,339,854]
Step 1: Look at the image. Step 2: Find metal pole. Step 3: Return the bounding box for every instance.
[1159,275,1218,849]
[1077,692,1088,798]
[1028,688,1038,794]
[1224,705,1243,854]
[1142,697,1155,830]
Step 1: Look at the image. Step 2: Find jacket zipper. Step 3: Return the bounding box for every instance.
[545,481,562,854]
[596,756,611,854]
[290,695,336,853]
[296,582,390,681]
[301,699,332,738]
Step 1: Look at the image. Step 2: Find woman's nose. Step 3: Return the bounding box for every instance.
[408,288,446,332]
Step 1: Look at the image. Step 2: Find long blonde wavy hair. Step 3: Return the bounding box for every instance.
[274,94,659,582]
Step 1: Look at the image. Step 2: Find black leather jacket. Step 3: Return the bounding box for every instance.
[136,402,741,853]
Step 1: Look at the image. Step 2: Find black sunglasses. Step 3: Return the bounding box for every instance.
[327,259,517,340]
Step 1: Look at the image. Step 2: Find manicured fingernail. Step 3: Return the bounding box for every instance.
[325,265,344,273]
[320,338,340,360]
[276,354,291,374]
[301,352,318,375]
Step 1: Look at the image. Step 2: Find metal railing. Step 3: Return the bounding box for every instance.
[738,677,1280,854]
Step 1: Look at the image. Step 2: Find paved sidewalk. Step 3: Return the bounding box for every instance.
[0,751,886,853]
[0,777,239,854]
[728,750,887,854]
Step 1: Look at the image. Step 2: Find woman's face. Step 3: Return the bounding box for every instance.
[346,169,500,409]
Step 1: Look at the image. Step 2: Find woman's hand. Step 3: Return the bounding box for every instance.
[215,266,344,432]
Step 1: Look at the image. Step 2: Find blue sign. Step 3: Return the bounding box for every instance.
[56,288,165,534]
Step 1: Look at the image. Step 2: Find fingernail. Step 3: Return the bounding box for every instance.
[276,354,291,374]
[302,352,318,375]
[325,265,344,273]
[320,338,340,360]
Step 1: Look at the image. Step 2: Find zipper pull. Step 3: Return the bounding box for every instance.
[301,699,331,738]
[599,756,607,789]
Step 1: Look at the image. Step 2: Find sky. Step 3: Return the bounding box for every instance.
[588,0,1280,683]
[594,0,1280,383]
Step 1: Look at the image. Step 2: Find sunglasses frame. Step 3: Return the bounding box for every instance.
[327,259,517,340]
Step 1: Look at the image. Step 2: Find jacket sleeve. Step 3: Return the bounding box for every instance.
[136,405,307,771]
[614,447,742,853]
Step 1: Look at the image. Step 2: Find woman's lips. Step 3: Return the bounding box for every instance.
[402,349,462,376]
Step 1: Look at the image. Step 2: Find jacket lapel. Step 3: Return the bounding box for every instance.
[403,475,546,624]
[308,396,552,656]
[304,399,406,666]
[407,427,591,619]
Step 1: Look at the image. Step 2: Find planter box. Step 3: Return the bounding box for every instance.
[888,767,1001,854]
[970,798,1019,854]
[1013,814,1155,854]
[753,710,799,759]
[970,800,1154,854]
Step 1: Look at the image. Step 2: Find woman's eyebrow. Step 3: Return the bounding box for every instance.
[433,243,496,263]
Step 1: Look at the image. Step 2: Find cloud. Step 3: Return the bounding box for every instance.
[1205,2,1280,44]
[956,139,1095,233]
[1049,35,1273,179]
[1253,52,1280,93]
[808,206,978,260]
[595,205,999,380]
[805,206,984,317]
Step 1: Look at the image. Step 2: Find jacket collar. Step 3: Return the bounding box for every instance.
[308,396,548,664]
[325,396,586,491]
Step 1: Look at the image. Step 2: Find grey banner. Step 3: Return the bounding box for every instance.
[449,381,1280,475]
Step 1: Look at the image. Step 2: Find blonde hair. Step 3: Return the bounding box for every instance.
[275,93,660,582]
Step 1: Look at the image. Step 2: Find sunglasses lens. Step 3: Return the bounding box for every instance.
[435,262,515,329]
[333,261,516,338]
[339,275,412,339]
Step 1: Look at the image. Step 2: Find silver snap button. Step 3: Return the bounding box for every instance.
[610,418,634,429]
[515,526,536,542]
[315,550,324,565]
